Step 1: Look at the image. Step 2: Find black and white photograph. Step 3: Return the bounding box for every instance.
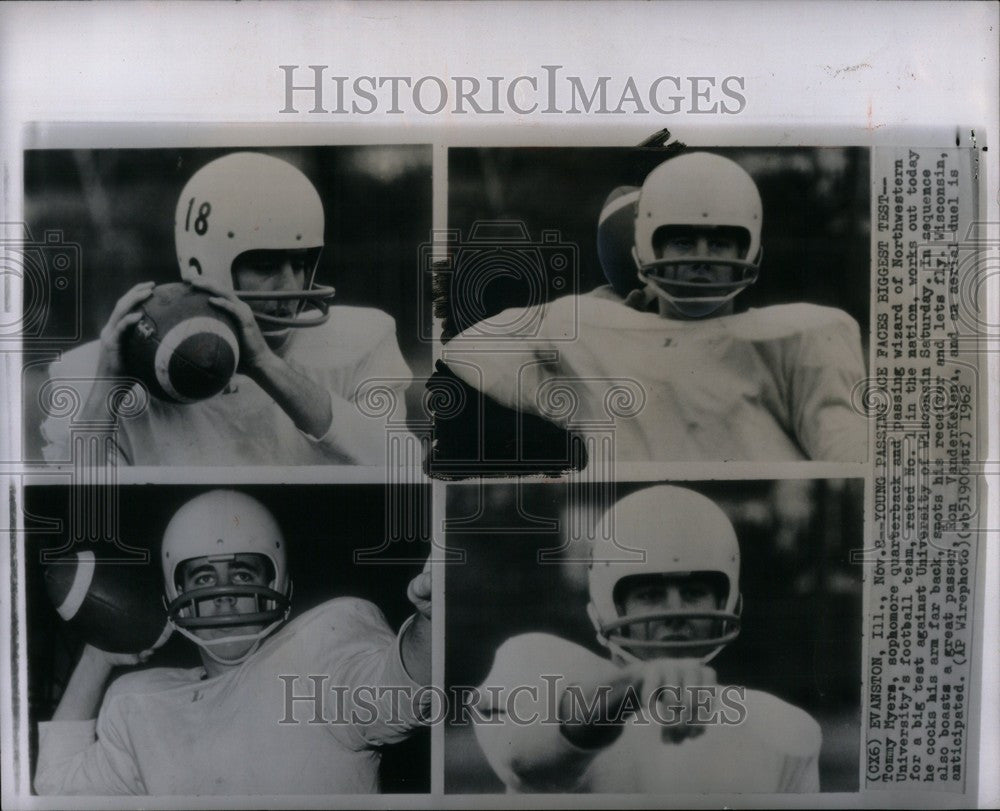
[445,479,863,793]
[431,147,870,474]
[1,3,996,810]
[21,145,432,467]
[24,483,432,796]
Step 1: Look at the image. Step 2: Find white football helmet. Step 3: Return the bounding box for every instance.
[174,152,335,334]
[161,489,291,664]
[633,153,762,318]
[588,486,741,663]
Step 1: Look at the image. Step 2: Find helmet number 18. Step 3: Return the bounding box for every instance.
[184,198,212,236]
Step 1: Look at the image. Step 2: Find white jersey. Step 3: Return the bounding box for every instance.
[446,290,866,462]
[34,598,427,796]
[40,306,411,466]
[475,633,821,794]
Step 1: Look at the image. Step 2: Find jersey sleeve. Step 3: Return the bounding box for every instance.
[39,343,133,465]
[473,633,611,792]
[350,312,413,415]
[787,309,867,462]
[291,309,414,463]
[33,679,147,795]
[305,599,428,749]
[444,303,567,421]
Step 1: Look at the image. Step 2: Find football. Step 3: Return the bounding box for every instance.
[597,185,642,298]
[122,282,241,404]
[44,549,171,654]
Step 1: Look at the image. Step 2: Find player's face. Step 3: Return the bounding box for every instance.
[233,247,311,309]
[178,553,270,658]
[646,226,747,321]
[652,226,742,285]
[617,573,722,659]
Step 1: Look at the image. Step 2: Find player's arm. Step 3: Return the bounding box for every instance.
[196,280,393,463]
[556,662,642,748]
[194,280,331,434]
[478,653,715,791]
[246,351,335,439]
[305,324,415,464]
[789,311,867,461]
[471,635,711,792]
[473,635,603,792]
[51,645,150,722]
[52,282,155,463]
[440,299,565,420]
[558,656,713,748]
[400,563,432,686]
[315,596,431,749]
[35,645,150,795]
[333,314,416,462]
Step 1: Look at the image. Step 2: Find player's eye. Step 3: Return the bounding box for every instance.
[192,573,216,587]
[234,565,265,585]
[682,583,711,601]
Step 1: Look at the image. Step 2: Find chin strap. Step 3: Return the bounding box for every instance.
[164,582,293,666]
[170,619,284,665]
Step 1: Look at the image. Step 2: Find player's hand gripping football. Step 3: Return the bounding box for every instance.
[634,656,717,743]
[189,277,274,375]
[95,281,156,376]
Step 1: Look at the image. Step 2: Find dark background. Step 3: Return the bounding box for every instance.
[25,483,431,794]
[22,145,432,457]
[444,146,870,339]
[444,479,863,793]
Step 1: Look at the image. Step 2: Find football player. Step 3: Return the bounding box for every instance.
[34,489,432,795]
[443,152,867,462]
[41,152,411,465]
[474,485,821,793]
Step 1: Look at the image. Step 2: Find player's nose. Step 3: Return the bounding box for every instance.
[664,586,686,611]
[689,239,712,269]
[277,260,302,289]
[213,571,237,607]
